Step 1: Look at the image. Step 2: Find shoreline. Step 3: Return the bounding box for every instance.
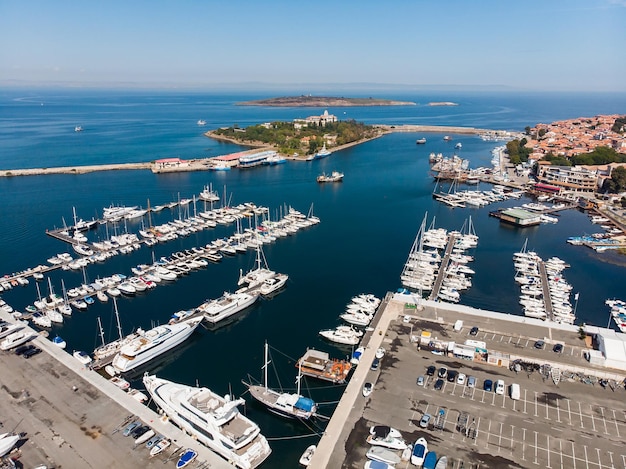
[0,124,502,177]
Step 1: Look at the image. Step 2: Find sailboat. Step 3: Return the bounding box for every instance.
[92,298,138,361]
[245,341,317,420]
[238,244,276,288]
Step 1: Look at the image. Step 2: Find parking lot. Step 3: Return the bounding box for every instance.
[347,317,626,469]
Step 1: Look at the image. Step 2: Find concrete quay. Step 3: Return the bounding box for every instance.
[0,311,233,469]
[311,294,626,468]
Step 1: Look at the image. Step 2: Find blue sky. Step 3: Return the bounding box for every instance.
[1,0,624,91]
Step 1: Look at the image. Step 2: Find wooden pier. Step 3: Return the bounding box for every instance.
[538,261,554,321]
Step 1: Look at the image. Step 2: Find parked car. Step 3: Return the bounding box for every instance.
[14,344,35,356]
[23,346,42,358]
[370,357,380,371]
[426,365,436,376]
[447,370,458,383]
[437,367,447,378]
[470,326,479,336]
[483,379,493,392]
[434,379,444,391]
[534,340,545,350]
[456,373,466,385]
[553,343,563,353]
[416,375,425,386]
[495,379,505,395]
[419,413,431,428]
[467,376,477,388]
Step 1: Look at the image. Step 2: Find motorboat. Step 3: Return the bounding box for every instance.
[110,376,130,390]
[340,310,372,327]
[176,449,197,468]
[299,444,316,466]
[411,437,428,466]
[423,451,438,469]
[259,273,288,296]
[127,388,148,404]
[31,312,52,328]
[143,374,271,469]
[313,143,331,159]
[366,446,402,465]
[52,335,66,349]
[364,461,395,469]
[112,318,202,373]
[73,350,92,365]
[316,171,344,183]
[144,434,162,449]
[0,433,21,457]
[369,426,402,439]
[350,346,365,365]
[245,341,317,420]
[0,322,24,339]
[318,325,363,345]
[416,138,427,144]
[362,382,373,397]
[375,347,386,359]
[149,437,170,457]
[1,330,34,350]
[198,291,258,325]
[366,433,408,450]
[134,428,155,446]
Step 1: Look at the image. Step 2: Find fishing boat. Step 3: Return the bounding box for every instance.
[316,171,344,183]
[143,374,271,469]
[297,349,352,384]
[176,449,197,468]
[111,317,202,373]
[245,341,317,420]
[299,444,316,466]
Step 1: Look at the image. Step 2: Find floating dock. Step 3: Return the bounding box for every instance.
[297,349,353,384]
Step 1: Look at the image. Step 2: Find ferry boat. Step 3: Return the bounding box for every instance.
[238,150,276,168]
[316,171,344,183]
[111,317,202,373]
[296,349,353,384]
[143,374,271,469]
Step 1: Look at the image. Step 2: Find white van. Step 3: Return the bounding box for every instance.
[495,379,505,395]
[509,383,520,400]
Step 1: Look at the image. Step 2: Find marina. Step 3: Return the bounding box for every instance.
[1,90,626,468]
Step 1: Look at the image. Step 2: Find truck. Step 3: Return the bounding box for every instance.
[509,383,520,400]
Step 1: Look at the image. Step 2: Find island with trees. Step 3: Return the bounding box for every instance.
[208,118,383,157]
[238,95,415,107]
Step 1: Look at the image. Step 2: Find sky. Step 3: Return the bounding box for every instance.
[1,0,625,92]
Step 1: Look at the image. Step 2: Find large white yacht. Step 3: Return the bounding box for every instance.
[111,317,201,373]
[143,375,271,469]
[198,291,258,325]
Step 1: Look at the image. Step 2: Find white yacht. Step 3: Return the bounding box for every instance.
[259,273,288,297]
[339,310,372,327]
[1,330,34,350]
[143,375,271,469]
[198,291,259,325]
[318,325,363,345]
[111,317,202,373]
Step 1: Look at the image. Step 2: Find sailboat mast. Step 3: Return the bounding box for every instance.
[263,341,269,392]
[113,298,123,340]
[97,316,106,347]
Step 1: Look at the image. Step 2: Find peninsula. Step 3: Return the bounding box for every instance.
[238,95,416,107]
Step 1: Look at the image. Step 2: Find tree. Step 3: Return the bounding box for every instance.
[606,166,626,193]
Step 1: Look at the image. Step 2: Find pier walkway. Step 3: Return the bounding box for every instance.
[538,261,554,321]
[428,233,458,301]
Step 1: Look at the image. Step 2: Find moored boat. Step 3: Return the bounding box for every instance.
[297,349,352,384]
[176,449,197,468]
[299,444,316,466]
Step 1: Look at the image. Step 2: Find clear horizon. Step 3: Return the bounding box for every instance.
[1,0,625,92]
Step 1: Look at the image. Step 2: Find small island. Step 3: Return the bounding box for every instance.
[238,95,415,107]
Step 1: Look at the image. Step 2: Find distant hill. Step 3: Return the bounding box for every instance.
[238,96,416,107]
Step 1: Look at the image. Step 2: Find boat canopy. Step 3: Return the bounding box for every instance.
[372,425,392,438]
[295,396,315,412]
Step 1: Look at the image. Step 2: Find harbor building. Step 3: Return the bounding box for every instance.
[536,164,599,193]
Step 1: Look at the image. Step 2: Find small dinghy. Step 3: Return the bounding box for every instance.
[299,444,316,466]
[52,335,66,349]
[176,448,197,468]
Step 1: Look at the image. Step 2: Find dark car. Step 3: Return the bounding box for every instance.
[434,379,445,391]
[23,347,42,358]
[553,343,563,353]
[483,379,493,392]
[534,340,545,350]
[130,425,150,439]
[437,367,448,378]
[14,344,35,356]
[370,357,380,371]
[447,370,458,383]
[469,326,479,336]
[426,365,436,376]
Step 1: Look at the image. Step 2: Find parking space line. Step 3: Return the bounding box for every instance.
[607,451,613,469]
[559,439,563,469]
[491,333,496,340]
[572,441,577,469]
[524,389,528,414]
[599,407,609,435]
[590,405,597,433]
[621,454,625,468]
[522,427,526,460]
[545,396,550,420]
[534,431,538,465]
[612,410,620,438]
[474,416,480,446]
[525,339,530,347]
[579,402,584,429]
[510,425,515,455]
[486,419,492,449]
[535,391,539,417]
[584,445,589,469]
[556,398,561,423]
[499,335,504,342]
[481,390,486,404]
[508,336,512,344]
[568,399,572,424]
[546,434,551,468]
[516,337,521,346]
[502,394,506,409]
[596,447,603,469]
[491,392,496,407]
[498,422,503,452]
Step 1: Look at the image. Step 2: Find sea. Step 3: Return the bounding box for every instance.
[1,88,626,467]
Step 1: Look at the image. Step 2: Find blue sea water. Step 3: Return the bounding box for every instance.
[1,88,626,467]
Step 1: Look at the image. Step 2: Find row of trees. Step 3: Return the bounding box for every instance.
[505,139,532,165]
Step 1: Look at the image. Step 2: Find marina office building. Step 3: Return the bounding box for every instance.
[536,164,599,193]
